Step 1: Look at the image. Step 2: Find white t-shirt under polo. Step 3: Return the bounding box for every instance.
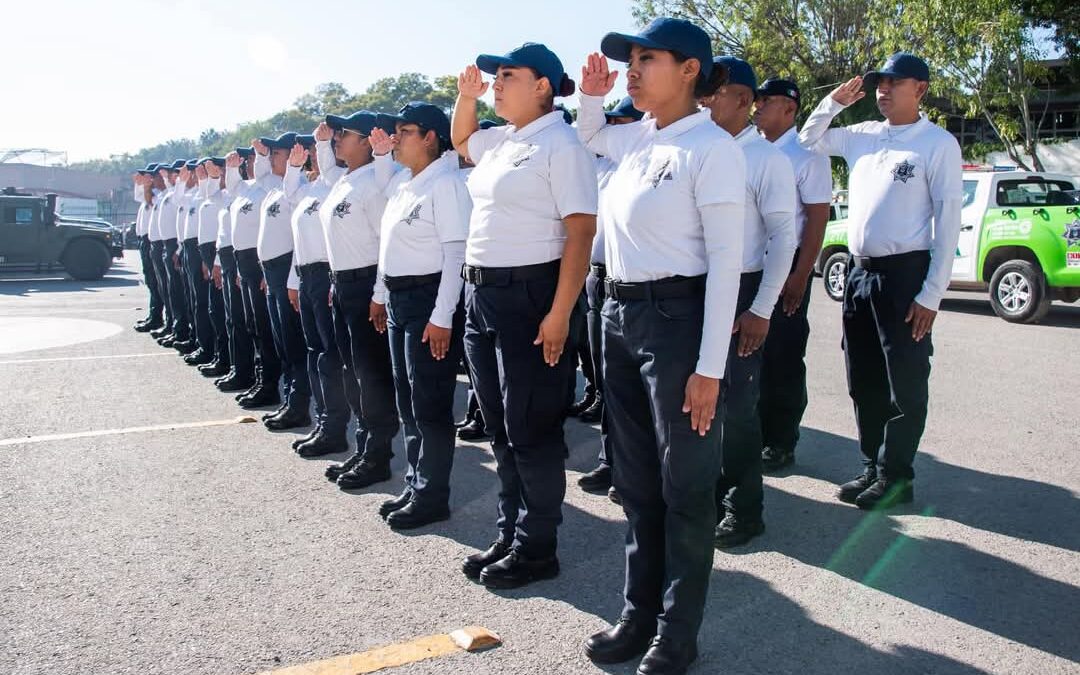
[773,126,832,239]
[465,110,597,268]
[799,96,963,310]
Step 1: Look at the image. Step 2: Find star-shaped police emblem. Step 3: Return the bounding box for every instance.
[334,200,351,218]
[1064,219,1080,247]
[891,159,916,183]
[267,202,281,218]
[303,200,321,216]
[403,203,422,225]
[239,202,254,214]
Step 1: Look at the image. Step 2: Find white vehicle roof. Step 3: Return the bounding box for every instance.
[963,170,1075,185]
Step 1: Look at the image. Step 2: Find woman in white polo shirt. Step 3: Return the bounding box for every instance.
[451,42,597,590]
[575,18,745,675]
[364,103,471,530]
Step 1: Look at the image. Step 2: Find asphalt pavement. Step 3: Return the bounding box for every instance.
[1,257,1078,675]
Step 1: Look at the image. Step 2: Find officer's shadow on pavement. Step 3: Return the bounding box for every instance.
[750,427,1080,664]
[0,272,140,296]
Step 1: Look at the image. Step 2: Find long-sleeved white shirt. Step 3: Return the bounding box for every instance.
[732,125,797,318]
[175,183,200,241]
[799,96,963,310]
[285,164,334,268]
[318,153,389,303]
[577,93,745,379]
[258,172,295,262]
[197,179,226,245]
[377,152,470,329]
[227,155,276,253]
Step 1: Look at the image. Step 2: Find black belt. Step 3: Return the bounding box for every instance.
[604,274,706,301]
[261,251,292,266]
[590,262,607,279]
[851,250,930,273]
[461,259,560,286]
[330,264,378,284]
[383,272,441,292]
[296,261,330,276]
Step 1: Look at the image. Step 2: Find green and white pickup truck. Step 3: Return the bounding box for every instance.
[815,171,1080,323]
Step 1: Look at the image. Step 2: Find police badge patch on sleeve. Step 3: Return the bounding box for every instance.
[891,159,916,183]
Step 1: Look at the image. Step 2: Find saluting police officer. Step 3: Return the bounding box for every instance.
[177,160,216,366]
[314,112,401,490]
[699,56,797,549]
[133,165,166,333]
[194,157,232,379]
[452,43,596,589]
[800,52,963,509]
[576,18,745,674]
[257,132,313,431]
[752,78,833,473]
[148,165,175,342]
[367,103,470,529]
[227,144,284,409]
[577,96,643,505]
[154,160,193,349]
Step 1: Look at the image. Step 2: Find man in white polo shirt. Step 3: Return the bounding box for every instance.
[753,78,833,474]
[800,52,962,510]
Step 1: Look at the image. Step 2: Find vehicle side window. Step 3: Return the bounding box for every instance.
[4,207,37,225]
[996,179,1075,206]
[962,180,978,208]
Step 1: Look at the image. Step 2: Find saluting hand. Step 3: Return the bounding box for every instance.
[580,53,618,97]
[423,322,452,360]
[252,138,269,156]
[831,77,866,106]
[288,288,300,313]
[195,164,208,181]
[225,151,241,169]
[458,65,489,100]
[369,127,395,157]
[534,312,569,367]
[288,144,308,168]
[369,301,388,334]
[732,310,770,357]
[314,122,332,142]
[905,301,936,341]
[683,373,720,437]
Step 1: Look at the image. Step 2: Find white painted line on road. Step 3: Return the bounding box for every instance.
[0,416,259,447]
[0,352,174,365]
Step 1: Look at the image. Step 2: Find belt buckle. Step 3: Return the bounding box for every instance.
[471,267,483,286]
[603,278,616,298]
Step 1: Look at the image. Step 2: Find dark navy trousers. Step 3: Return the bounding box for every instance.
[387,280,465,509]
[218,247,254,380]
[464,265,577,559]
[139,235,164,322]
[298,262,356,438]
[331,269,399,461]
[585,267,612,467]
[199,242,229,363]
[716,271,764,524]
[603,283,722,646]
[263,252,311,410]
[842,252,933,481]
[759,251,813,452]
[182,238,214,355]
[236,248,281,386]
[162,238,191,340]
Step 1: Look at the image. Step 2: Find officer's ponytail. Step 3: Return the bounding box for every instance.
[557,73,576,98]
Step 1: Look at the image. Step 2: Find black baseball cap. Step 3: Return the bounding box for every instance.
[864,52,930,90]
[757,78,801,104]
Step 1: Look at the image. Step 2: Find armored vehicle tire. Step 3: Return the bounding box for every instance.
[61,238,111,281]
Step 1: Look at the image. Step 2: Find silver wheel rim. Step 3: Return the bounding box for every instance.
[997,272,1031,313]
[828,261,846,297]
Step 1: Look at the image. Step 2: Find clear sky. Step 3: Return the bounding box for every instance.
[3,0,640,162]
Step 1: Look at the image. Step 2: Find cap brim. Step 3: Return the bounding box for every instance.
[600,32,667,63]
[863,70,915,89]
[376,113,408,130]
[325,115,347,130]
[475,54,526,76]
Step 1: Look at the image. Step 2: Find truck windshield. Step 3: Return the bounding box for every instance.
[996,179,1075,206]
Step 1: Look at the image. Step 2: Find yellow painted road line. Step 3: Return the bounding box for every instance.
[261,626,501,675]
[0,416,258,447]
[0,352,174,366]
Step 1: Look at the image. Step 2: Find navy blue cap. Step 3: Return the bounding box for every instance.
[376,102,451,142]
[478,119,505,130]
[260,132,298,150]
[602,17,714,78]
[605,96,644,121]
[325,111,390,136]
[184,159,199,170]
[476,43,568,95]
[864,52,930,89]
[295,134,316,149]
[167,159,186,171]
[210,157,226,167]
[236,147,256,158]
[137,162,159,175]
[757,78,800,104]
[714,56,756,92]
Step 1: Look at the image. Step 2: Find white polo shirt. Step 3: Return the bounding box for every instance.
[177,184,200,241]
[155,185,180,241]
[285,165,333,267]
[591,156,617,265]
[772,126,832,239]
[197,180,225,245]
[577,93,746,379]
[148,188,167,242]
[377,152,471,328]
[214,190,232,253]
[135,188,160,237]
[228,172,277,253]
[257,173,295,262]
[465,110,597,267]
[319,162,386,290]
[799,96,963,310]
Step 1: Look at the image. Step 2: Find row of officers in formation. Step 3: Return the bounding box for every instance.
[129,17,961,675]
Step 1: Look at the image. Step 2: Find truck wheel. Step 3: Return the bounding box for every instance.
[61,239,111,281]
[822,251,849,302]
[989,260,1051,324]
